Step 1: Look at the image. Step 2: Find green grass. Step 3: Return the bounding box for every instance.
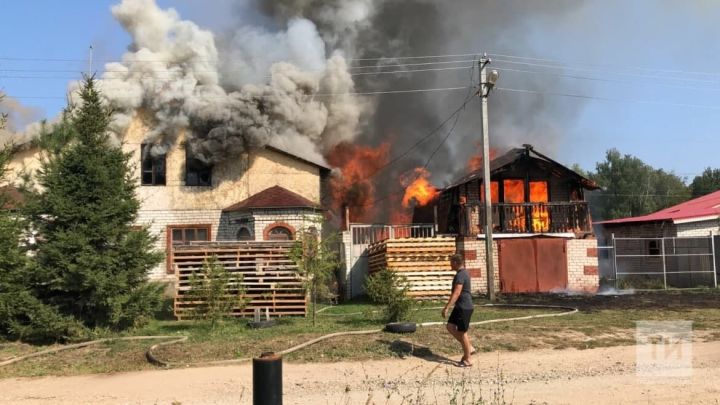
[2,290,720,378]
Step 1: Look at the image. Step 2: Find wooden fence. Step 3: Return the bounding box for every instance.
[367,237,456,298]
[173,241,306,319]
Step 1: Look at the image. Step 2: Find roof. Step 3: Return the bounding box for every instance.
[223,185,321,212]
[265,142,331,172]
[1,185,24,210]
[445,144,599,191]
[596,190,720,225]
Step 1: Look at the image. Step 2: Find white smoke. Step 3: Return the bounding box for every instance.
[88,0,366,164]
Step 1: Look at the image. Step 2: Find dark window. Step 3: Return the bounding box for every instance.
[268,226,292,241]
[185,147,212,186]
[237,227,253,241]
[648,240,661,256]
[141,144,166,185]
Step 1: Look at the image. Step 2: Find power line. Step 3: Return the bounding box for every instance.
[495,86,720,111]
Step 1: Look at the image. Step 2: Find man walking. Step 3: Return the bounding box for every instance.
[442,253,475,367]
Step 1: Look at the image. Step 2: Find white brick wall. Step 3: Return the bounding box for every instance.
[137,208,322,282]
[136,209,222,281]
[676,219,719,237]
[566,239,599,292]
[456,237,500,294]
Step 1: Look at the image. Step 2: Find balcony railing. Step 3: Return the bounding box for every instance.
[469,201,591,234]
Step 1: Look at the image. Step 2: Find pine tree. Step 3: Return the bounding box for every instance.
[25,78,164,330]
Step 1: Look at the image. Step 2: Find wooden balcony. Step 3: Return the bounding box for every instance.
[470,201,591,234]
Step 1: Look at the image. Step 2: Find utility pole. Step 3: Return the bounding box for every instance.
[87,45,94,77]
[479,54,497,301]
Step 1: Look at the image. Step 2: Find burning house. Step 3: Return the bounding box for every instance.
[439,144,602,293]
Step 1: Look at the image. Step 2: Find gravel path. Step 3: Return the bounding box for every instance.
[1,341,719,404]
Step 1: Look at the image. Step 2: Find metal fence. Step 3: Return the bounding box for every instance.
[605,236,718,289]
[350,223,435,245]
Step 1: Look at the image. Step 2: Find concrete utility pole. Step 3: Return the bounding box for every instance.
[479,55,498,301]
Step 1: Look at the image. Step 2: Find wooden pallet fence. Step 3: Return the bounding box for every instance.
[367,237,456,299]
[173,241,306,319]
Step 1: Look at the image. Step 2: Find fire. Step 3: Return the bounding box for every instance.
[530,181,549,232]
[401,168,439,208]
[326,142,391,224]
[467,143,499,172]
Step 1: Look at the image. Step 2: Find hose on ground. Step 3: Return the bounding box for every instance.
[0,303,577,369]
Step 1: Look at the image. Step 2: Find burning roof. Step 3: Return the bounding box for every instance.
[444,144,600,192]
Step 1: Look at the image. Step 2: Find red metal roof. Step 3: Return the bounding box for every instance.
[596,190,720,225]
[223,185,320,212]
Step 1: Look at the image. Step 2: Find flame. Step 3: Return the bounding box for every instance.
[530,181,549,232]
[401,168,439,208]
[326,142,391,224]
[467,143,499,172]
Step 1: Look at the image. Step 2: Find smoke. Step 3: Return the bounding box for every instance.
[255,0,591,188]
[0,95,44,149]
[91,0,364,164]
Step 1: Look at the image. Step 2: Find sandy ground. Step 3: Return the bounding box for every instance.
[1,341,719,405]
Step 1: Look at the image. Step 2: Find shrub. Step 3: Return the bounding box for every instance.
[365,268,414,323]
[187,256,247,328]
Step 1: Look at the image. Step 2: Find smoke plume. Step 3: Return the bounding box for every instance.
[92,0,364,164]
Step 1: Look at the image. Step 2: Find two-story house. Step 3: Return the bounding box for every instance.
[438,144,601,293]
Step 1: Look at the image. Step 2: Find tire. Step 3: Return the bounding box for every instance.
[385,322,417,334]
[248,320,277,329]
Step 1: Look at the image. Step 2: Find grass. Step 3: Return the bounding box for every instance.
[1,290,720,378]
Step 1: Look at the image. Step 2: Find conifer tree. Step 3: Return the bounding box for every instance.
[25,78,164,330]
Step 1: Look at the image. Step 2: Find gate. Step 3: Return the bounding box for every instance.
[498,238,568,293]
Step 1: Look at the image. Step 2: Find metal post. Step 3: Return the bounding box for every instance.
[253,352,282,405]
[479,55,496,301]
[711,232,718,288]
[661,237,668,290]
[612,233,618,289]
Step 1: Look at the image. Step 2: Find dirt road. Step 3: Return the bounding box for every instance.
[1,341,719,404]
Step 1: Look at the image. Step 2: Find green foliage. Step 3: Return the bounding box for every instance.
[21,77,164,332]
[587,149,690,220]
[290,222,341,326]
[690,167,720,198]
[365,268,414,323]
[187,256,247,328]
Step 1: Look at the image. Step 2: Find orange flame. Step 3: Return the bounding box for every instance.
[326,142,391,224]
[530,181,549,232]
[401,168,439,208]
[467,142,499,172]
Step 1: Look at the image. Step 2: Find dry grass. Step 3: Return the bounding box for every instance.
[1,290,719,378]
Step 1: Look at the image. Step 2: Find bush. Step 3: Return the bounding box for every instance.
[365,268,414,323]
[187,256,247,328]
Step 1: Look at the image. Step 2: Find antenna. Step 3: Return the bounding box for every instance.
[87,45,94,77]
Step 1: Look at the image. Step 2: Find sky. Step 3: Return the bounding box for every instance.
[2,0,720,181]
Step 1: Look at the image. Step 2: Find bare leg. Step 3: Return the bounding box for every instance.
[447,323,473,364]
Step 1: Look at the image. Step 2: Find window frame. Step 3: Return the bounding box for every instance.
[140,144,167,186]
[184,146,213,187]
[166,224,212,274]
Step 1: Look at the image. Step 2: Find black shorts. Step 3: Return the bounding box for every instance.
[448,307,474,332]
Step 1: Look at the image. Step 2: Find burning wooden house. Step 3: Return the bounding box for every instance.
[437,144,602,293]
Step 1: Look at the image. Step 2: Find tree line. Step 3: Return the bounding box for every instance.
[579,149,720,221]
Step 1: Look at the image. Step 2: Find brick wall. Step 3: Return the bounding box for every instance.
[455,237,500,294]
[566,238,599,292]
[136,209,223,281]
[675,219,719,237]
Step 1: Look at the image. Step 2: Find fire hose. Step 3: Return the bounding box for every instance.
[0,303,577,369]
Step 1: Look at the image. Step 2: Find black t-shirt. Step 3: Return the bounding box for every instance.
[452,269,473,310]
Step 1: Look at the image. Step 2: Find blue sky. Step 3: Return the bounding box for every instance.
[2,1,720,180]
